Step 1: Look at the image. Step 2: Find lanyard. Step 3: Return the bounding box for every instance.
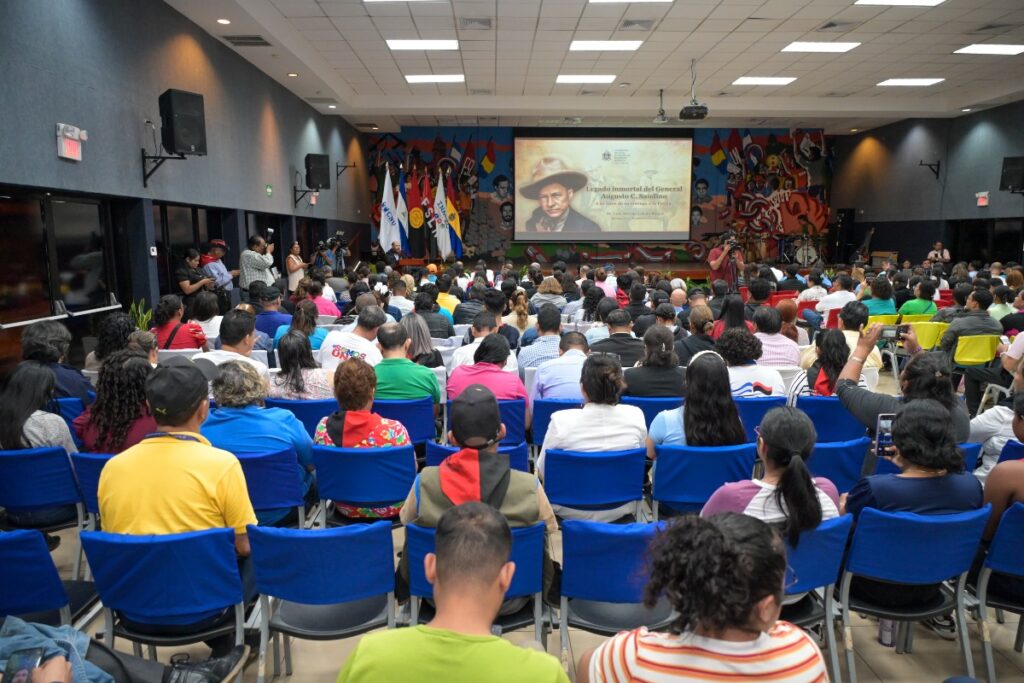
[143,432,202,443]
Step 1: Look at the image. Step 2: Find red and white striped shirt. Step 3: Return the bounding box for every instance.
[589,621,827,683]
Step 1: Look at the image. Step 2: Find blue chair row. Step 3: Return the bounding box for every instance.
[875,443,982,476]
[651,444,758,517]
[312,445,416,527]
[425,440,529,472]
[998,439,1024,464]
[973,502,1024,683]
[734,396,866,444]
[264,397,437,444]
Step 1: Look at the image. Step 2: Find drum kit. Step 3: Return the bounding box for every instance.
[702,231,824,266]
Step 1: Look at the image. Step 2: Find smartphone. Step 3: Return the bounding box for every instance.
[876,413,896,459]
[880,325,910,341]
[3,648,43,683]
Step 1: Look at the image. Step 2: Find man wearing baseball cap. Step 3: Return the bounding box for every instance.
[521,156,601,233]
[200,239,239,313]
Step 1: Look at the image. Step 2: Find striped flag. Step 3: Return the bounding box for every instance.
[378,165,402,252]
[481,137,497,175]
[710,132,726,169]
[445,172,463,259]
[395,166,410,255]
[433,169,452,259]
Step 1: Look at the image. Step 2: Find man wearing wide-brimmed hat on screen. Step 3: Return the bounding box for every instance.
[521,156,601,233]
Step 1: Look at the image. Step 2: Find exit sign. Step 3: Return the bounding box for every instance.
[56,123,86,162]
[265,184,273,197]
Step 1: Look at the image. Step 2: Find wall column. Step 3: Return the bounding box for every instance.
[125,198,160,307]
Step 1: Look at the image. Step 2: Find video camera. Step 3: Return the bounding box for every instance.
[325,230,347,251]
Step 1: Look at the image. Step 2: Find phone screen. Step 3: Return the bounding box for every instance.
[3,649,43,683]
[876,413,896,459]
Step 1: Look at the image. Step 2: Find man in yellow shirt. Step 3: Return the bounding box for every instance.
[435,274,460,314]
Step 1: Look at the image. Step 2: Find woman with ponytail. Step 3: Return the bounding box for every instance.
[623,325,685,397]
[786,328,866,405]
[674,304,716,366]
[578,512,827,682]
[702,407,839,548]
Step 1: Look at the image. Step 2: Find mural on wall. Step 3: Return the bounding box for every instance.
[690,128,831,264]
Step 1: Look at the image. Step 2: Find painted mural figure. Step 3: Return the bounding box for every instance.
[520,157,601,234]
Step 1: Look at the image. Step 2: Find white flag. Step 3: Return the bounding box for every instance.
[378,166,401,251]
[433,170,452,260]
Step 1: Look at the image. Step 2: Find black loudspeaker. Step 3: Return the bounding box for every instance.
[305,154,331,190]
[159,89,207,156]
[833,208,855,263]
[1000,156,1024,192]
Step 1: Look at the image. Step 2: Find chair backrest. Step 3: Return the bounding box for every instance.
[867,315,899,327]
[785,515,854,595]
[653,444,758,512]
[844,505,991,584]
[825,308,840,328]
[875,442,980,475]
[998,439,1024,464]
[953,335,1001,366]
[250,349,269,366]
[797,300,817,315]
[0,530,69,617]
[734,396,787,442]
[770,292,798,305]
[908,322,945,351]
[739,286,749,303]
[373,397,436,444]
[83,368,99,387]
[498,399,527,446]
[248,522,394,604]
[81,528,243,623]
[424,441,530,472]
[53,396,85,429]
[405,523,545,601]
[621,396,684,430]
[775,366,804,394]
[984,502,1024,578]
[808,437,871,494]
[235,450,305,512]
[795,396,866,442]
[317,315,338,326]
[544,448,646,508]
[862,366,879,391]
[0,447,81,511]
[523,367,538,399]
[156,348,201,362]
[562,520,663,603]
[263,398,335,438]
[530,399,582,446]
[899,314,934,324]
[453,324,472,338]
[431,366,447,398]
[70,452,116,515]
[312,445,416,505]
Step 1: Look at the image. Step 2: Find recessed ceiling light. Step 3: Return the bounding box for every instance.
[850,128,859,133]
[328,105,337,109]
[732,76,797,85]
[877,77,944,86]
[372,126,380,131]
[854,0,945,5]
[588,0,672,3]
[556,74,617,84]
[405,74,465,83]
[216,18,231,25]
[961,108,972,112]
[782,41,860,53]
[570,40,643,51]
[386,39,459,51]
[954,44,1024,56]
[287,72,298,77]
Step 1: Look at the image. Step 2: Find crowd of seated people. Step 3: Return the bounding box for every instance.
[6,252,1024,681]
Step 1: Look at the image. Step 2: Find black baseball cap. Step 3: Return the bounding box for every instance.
[146,356,215,424]
[450,384,502,449]
[688,287,707,300]
[259,285,282,300]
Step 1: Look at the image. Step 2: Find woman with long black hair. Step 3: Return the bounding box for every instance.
[268,330,334,400]
[150,294,208,350]
[786,328,866,405]
[174,247,214,318]
[73,348,157,452]
[710,294,754,340]
[575,285,605,323]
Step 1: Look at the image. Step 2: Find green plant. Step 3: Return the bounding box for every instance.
[129,298,153,331]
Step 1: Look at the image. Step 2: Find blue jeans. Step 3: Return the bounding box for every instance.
[5,504,77,528]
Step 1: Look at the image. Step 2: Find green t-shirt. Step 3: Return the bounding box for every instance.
[898,298,937,315]
[373,357,441,404]
[337,626,569,683]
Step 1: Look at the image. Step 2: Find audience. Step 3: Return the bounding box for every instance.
[814,274,857,323]
[127,329,159,365]
[74,348,156,452]
[530,331,588,404]
[775,298,808,345]
[373,323,441,407]
[415,291,456,339]
[752,306,800,367]
[516,304,562,372]
[150,294,208,351]
[583,297,621,345]
[450,311,520,373]
[307,279,340,318]
[787,328,865,404]
[319,306,386,370]
[447,334,528,406]
[743,278,772,320]
[22,320,96,403]
[267,330,334,400]
[400,312,445,368]
[674,304,716,366]
[938,287,1002,355]
[623,325,686,397]
[589,308,645,368]
[435,274,459,314]
[189,290,224,341]
[531,276,568,311]
[968,356,1024,480]
[575,286,604,324]
[503,289,536,334]
[274,299,327,350]
[453,283,486,324]
[711,294,755,340]
[389,278,414,316]
[195,309,270,379]
[716,328,785,397]
[898,279,938,316]
[860,275,897,316]
[255,286,292,337]
[85,312,135,371]
[799,301,882,370]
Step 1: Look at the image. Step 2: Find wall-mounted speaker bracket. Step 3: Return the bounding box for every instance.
[919,160,941,179]
[141,148,186,188]
[336,162,356,179]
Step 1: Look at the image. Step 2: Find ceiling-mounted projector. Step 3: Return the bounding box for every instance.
[679,58,709,121]
[653,88,669,124]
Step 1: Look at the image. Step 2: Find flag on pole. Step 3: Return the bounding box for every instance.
[481,138,496,175]
[461,135,476,175]
[378,165,402,252]
[742,129,754,152]
[449,136,463,165]
[728,128,743,155]
[406,167,426,257]
[445,171,463,259]
[710,132,726,169]
[433,169,452,260]
[396,166,410,256]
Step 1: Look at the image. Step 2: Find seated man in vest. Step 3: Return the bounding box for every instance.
[97,356,258,654]
[399,384,558,605]
[339,502,568,682]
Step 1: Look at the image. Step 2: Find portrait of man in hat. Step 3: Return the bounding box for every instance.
[520,156,601,233]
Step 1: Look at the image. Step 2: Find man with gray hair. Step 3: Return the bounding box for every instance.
[319,306,386,369]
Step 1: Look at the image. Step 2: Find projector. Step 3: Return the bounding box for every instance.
[680,103,709,120]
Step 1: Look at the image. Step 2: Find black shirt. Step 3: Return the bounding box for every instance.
[419,310,455,339]
[590,333,645,368]
[893,288,913,310]
[1002,312,1024,333]
[413,349,444,368]
[675,334,716,366]
[623,365,686,397]
[174,265,206,311]
[625,302,650,321]
[453,300,484,324]
[777,277,806,292]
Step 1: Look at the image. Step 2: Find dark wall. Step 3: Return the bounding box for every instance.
[0,0,370,223]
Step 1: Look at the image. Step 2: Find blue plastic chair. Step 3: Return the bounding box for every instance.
[782,515,854,683]
[734,396,787,442]
[406,523,547,643]
[559,521,673,673]
[652,443,758,517]
[997,439,1024,464]
[544,448,646,520]
[972,503,1024,682]
[0,529,98,627]
[499,399,527,446]
[81,528,245,652]
[808,437,871,494]
[373,397,436,444]
[875,443,982,476]
[838,505,991,682]
[530,398,581,447]
[69,452,115,519]
[795,396,867,442]
[0,446,87,579]
[424,441,529,472]
[236,450,308,527]
[312,445,416,526]
[264,398,334,438]
[247,523,395,683]
[52,397,86,447]
[621,396,684,430]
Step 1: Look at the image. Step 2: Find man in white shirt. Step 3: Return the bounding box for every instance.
[194,309,269,380]
[969,358,1024,482]
[926,241,951,263]
[797,272,828,302]
[318,306,385,370]
[239,235,276,300]
[449,311,519,374]
[389,279,415,316]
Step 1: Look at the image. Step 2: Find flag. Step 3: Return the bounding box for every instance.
[710,132,726,169]
[461,135,476,175]
[481,137,496,175]
[742,129,754,151]
[449,136,463,165]
[445,172,463,259]
[396,166,410,255]
[407,167,426,257]
[371,154,387,226]
[378,165,402,252]
[728,128,743,155]
[433,170,452,260]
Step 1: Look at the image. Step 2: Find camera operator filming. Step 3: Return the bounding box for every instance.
[707,230,745,293]
[313,231,349,272]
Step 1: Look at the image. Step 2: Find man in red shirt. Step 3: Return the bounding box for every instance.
[707,231,745,293]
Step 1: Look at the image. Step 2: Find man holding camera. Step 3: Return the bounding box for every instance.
[707,231,745,293]
[313,233,349,272]
[239,235,275,302]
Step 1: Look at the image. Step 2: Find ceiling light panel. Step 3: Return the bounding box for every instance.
[405,74,465,83]
[386,39,459,50]
[954,44,1024,56]
[854,0,945,5]
[877,78,945,86]
[556,74,617,83]
[733,76,797,85]
[782,41,860,53]
[570,41,643,51]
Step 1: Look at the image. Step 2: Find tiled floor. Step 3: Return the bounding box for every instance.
[50,369,1024,681]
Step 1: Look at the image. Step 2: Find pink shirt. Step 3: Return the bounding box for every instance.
[596,281,617,298]
[310,296,340,318]
[446,362,529,405]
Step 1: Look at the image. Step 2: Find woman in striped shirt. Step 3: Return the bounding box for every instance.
[579,513,827,683]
